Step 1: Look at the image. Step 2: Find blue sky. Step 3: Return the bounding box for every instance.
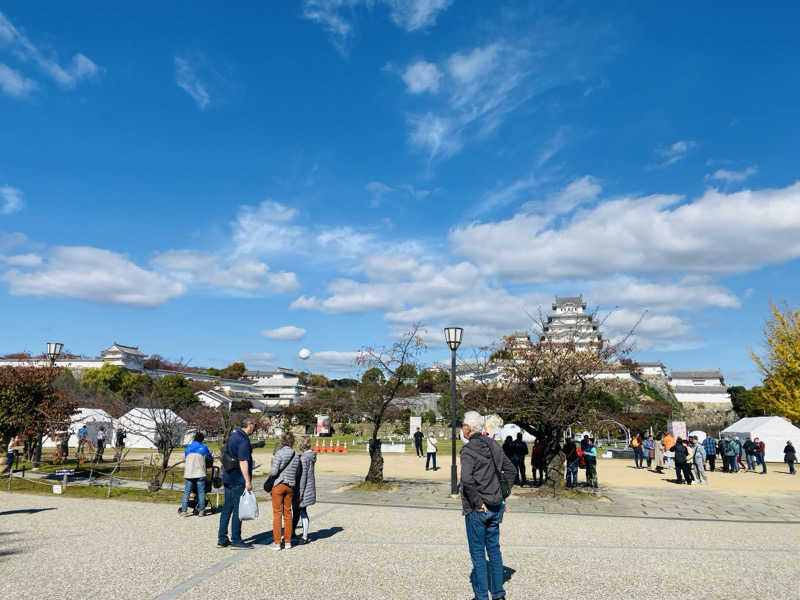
[2,2,800,385]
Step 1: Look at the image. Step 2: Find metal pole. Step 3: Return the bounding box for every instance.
[450,347,458,495]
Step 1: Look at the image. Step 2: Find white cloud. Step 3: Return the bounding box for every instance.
[302,0,452,51]
[232,200,303,256]
[365,181,393,206]
[592,276,740,311]
[260,325,307,341]
[152,249,299,294]
[475,175,538,215]
[303,350,360,373]
[450,180,800,282]
[290,295,322,310]
[521,175,601,217]
[408,112,462,159]
[0,12,99,88]
[315,226,374,259]
[0,185,23,214]
[1,246,186,306]
[400,42,536,160]
[175,56,210,109]
[402,60,441,94]
[706,166,757,184]
[0,63,36,98]
[655,140,696,167]
[4,253,42,267]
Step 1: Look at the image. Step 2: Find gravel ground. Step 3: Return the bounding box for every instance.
[2,492,799,600]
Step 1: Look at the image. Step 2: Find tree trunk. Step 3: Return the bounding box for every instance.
[148,448,172,492]
[366,438,384,484]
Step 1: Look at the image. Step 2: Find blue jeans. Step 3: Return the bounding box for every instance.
[218,483,245,544]
[181,477,206,512]
[465,505,505,600]
[745,453,756,470]
[755,452,766,473]
[565,462,578,487]
[633,447,643,468]
[426,452,437,470]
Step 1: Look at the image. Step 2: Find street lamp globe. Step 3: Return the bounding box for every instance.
[443,327,463,351]
[46,342,63,363]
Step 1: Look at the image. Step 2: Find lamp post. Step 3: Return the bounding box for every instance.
[444,327,463,496]
[47,342,63,368]
[33,342,63,468]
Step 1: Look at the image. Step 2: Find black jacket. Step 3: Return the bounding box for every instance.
[460,434,516,515]
[413,431,424,446]
[785,444,797,462]
[672,443,689,464]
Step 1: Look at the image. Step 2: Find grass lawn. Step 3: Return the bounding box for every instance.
[2,476,185,503]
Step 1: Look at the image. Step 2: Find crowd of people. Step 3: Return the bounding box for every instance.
[627,432,799,483]
[501,432,599,490]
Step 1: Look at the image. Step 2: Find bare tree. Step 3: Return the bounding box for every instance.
[117,401,187,491]
[356,326,425,484]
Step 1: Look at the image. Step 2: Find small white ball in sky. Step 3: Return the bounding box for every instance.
[298,348,311,360]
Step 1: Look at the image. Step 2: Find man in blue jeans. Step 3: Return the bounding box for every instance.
[460,411,516,600]
[218,417,257,549]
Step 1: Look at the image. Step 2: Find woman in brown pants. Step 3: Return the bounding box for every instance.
[269,432,300,550]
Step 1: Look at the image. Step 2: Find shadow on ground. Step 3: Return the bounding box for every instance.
[0,507,56,517]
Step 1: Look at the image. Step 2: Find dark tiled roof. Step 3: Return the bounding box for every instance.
[553,295,584,307]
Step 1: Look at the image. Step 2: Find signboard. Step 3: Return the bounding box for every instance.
[409,416,422,437]
[316,415,331,437]
[52,485,62,494]
[55,468,75,476]
[667,421,687,441]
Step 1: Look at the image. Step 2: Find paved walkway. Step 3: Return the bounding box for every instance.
[3,480,800,599]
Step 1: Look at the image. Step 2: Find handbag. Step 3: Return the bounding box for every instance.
[263,451,295,493]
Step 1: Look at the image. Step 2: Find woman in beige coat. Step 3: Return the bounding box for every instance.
[654,433,665,473]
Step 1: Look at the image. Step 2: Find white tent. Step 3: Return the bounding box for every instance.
[498,424,536,443]
[115,408,187,449]
[721,417,800,462]
[43,408,114,447]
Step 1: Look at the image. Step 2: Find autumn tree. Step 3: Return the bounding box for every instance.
[0,366,76,467]
[356,326,425,484]
[479,323,630,492]
[751,301,800,424]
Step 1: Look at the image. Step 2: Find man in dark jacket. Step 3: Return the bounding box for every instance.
[460,411,515,600]
[510,432,528,486]
[671,437,692,484]
[413,427,424,458]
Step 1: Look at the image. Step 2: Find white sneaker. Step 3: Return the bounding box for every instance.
[285,542,292,550]
[270,544,282,551]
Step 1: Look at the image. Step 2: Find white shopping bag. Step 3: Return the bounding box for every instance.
[238,490,259,521]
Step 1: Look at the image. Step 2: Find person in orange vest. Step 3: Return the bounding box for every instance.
[662,432,675,470]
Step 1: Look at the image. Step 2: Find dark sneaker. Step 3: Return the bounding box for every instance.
[177,509,187,517]
[230,541,254,549]
[201,509,214,517]
[217,539,231,548]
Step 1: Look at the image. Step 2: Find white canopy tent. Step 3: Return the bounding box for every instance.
[721,417,800,462]
[115,408,187,450]
[43,408,114,447]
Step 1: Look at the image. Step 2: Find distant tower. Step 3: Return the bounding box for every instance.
[540,295,602,349]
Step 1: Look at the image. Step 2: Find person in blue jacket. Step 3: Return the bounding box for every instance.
[179,431,213,516]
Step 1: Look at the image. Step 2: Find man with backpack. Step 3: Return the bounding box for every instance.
[722,435,738,473]
[460,411,515,600]
[218,417,257,549]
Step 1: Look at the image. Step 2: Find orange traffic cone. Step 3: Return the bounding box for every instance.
[320,440,327,453]
[328,440,334,453]
[313,439,319,452]
[335,440,341,453]
[343,441,348,453]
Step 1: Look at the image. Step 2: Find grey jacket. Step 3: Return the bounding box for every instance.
[270,445,300,488]
[296,450,317,507]
[459,434,516,515]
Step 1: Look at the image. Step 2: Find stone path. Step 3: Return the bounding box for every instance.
[2,489,799,600]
